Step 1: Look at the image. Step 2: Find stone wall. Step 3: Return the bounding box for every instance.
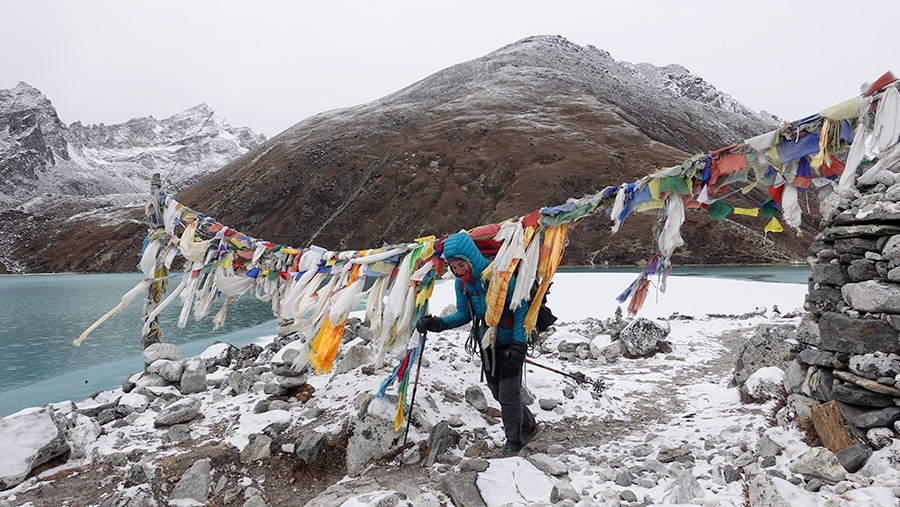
[790,151,900,455]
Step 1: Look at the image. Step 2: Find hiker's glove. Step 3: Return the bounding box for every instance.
[501,343,528,369]
[416,315,446,333]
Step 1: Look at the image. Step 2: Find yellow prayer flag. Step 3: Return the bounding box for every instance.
[648,178,661,200]
[732,207,759,217]
[764,217,784,233]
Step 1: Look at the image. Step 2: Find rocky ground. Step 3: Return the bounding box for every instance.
[2,309,900,507]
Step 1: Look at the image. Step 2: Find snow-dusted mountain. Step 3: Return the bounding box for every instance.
[0,82,265,205]
[3,36,800,274]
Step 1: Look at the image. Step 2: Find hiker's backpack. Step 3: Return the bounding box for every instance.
[533,282,558,333]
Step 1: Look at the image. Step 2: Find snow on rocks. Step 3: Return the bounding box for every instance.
[2,294,900,506]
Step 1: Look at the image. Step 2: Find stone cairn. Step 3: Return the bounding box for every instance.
[790,149,900,471]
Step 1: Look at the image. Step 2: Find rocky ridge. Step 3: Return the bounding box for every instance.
[0,82,265,273]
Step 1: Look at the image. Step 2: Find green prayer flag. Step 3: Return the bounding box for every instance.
[658,175,691,195]
[760,197,778,218]
[707,200,734,221]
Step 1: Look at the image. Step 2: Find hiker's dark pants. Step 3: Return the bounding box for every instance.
[482,345,536,452]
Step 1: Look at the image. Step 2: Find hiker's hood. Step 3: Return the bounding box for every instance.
[441,232,490,279]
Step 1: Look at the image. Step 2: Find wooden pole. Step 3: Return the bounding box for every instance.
[141,173,165,349]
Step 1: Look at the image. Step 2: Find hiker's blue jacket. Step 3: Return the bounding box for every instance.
[438,232,528,346]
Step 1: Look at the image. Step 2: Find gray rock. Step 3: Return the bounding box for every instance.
[619,318,670,357]
[0,408,69,490]
[240,434,272,463]
[276,374,308,389]
[126,463,151,485]
[346,397,401,475]
[550,479,580,503]
[783,394,817,427]
[547,444,566,456]
[243,494,268,507]
[805,478,825,491]
[228,370,253,395]
[154,397,201,427]
[800,366,835,402]
[203,342,238,369]
[296,432,324,465]
[263,382,287,396]
[425,421,457,467]
[142,342,181,364]
[465,385,488,412]
[146,359,184,383]
[831,381,896,407]
[783,359,808,393]
[657,443,693,463]
[866,427,896,449]
[643,458,666,473]
[163,424,192,443]
[756,435,782,458]
[882,234,900,262]
[842,280,900,313]
[665,472,701,504]
[849,354,900,380]
[614,470,633,486]
[170,459,211,504]
[748,475,791,507]
[595,340,626,362]
[527,453,568,476]
[269,400,291,412]
[334,340,375,374]
[441,471,486,507]
[630,444,653,458]
[788,447,847,484]
[839,403,900,428]
[798,348,835,367]
[811,263,851,285]
[848,259,878,281]
[235,343,264,368]
[742,367,784,401]
[619,490,638,502]
[460,459,489,473]
[818,312,900,355]
[722,464,742,483]
[179,359,207,394]
[538,398,560,411]
[835,443,870,473]
[733,450,755,467]
[734,324,795,384]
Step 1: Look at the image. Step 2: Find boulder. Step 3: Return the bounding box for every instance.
[142,342,181,364]
[619,318,669,357]
[734,324,795,384]
[788,447,847,484]
[154,397,202,427]
[180,358,208,394]
[0,408,69,491]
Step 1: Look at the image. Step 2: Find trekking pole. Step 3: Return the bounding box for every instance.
[524,358,606,394]
[402,331,427,449]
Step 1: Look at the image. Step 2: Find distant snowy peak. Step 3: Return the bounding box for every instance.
[0,82,266,204]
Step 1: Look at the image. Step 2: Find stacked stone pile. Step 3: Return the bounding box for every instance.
[785,152,900,467]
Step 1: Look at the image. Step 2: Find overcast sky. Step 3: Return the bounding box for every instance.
[2,0,897,138]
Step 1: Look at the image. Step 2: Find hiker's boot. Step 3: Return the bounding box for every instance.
[524,423,542,446]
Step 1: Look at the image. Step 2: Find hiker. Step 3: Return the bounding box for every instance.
[416,231,540,457]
